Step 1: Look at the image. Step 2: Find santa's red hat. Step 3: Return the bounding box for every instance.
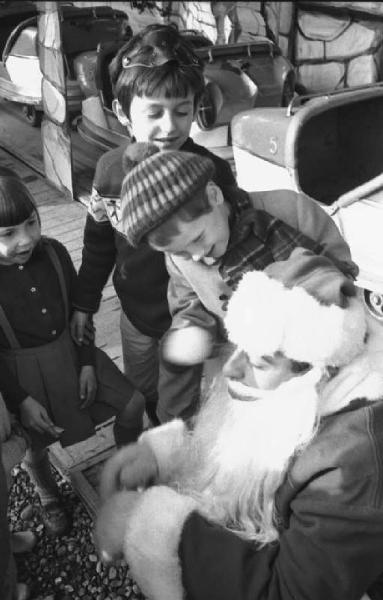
[225,248,367,367]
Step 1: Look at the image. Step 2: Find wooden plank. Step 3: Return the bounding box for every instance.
[0,100,45,174]
[49,419,116,472]
[48,420,117,519]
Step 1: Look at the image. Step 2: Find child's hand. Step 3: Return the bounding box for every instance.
[71,310,94,345]
[79,365,97,408]
[162,326,213,365]
[19,396,64,438]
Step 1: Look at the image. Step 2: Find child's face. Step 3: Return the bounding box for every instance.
[223,349,295,395]
[128,92,195,150]
[148,186,231,264]
[0,212,41,266]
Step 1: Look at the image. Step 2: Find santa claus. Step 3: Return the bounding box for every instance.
[95,248,383,600]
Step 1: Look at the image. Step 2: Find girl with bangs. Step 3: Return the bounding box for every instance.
[0,169,145,538]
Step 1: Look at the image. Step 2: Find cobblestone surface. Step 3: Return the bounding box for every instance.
[9,465,145,600]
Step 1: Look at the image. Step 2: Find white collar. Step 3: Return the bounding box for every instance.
[320,350,383,417]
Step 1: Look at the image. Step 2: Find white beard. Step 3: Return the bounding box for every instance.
[174,368,324,545]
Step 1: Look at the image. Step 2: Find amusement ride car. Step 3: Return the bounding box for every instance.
[0,1,131,126]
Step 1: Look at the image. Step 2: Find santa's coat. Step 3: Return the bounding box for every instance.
[118,349,383,600]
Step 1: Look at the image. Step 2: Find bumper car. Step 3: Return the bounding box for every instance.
[232,82,383,321]
[77,31,295,153]
[0,2,131,126]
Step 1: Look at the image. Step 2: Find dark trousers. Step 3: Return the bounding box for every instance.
[120,312,203,423]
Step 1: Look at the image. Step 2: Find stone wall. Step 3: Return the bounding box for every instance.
[72,2,383,94]
[72,2,268,44]
[295,2,383,93]
[263,2,296,59]
[72,1,163,32]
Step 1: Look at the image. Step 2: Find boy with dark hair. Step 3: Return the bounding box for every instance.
[71,24,236,425]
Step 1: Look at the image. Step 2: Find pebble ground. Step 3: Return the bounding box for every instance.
[9,465,146,600]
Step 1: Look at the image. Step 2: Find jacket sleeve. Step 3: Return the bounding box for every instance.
[165,254,219,338]
[249,189,358,277]
[72,189,117,314]
[179,486,383,600]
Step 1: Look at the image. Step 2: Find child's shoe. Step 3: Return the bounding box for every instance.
[113,422,143,447]
[39,500,72,537]
[12,530,37,554]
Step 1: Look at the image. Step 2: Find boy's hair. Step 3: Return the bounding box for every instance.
[0,170,40,227]
[146,191,213,248]
[109,24,205,116]
[148,183,252,247]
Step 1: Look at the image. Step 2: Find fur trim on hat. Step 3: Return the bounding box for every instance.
[123,486,197,600]
[225,270,367,367]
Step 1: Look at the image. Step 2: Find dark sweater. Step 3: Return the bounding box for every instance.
[73,138,236,338]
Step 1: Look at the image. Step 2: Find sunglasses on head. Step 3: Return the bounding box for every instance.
[121,38,201,70]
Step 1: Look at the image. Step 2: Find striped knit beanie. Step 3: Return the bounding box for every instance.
[120,142,215,247]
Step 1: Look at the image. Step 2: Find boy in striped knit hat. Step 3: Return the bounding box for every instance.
[120,142,358,373]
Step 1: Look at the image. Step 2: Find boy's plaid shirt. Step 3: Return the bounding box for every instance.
[219,191,324,290]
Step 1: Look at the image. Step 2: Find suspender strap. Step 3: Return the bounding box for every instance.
[43,240,69,323]
[0,305,20,349]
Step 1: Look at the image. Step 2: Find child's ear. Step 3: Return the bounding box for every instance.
[206,181,224,207]
[112,99,131,128]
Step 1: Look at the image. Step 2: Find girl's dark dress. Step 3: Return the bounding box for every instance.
[0,237,140,447]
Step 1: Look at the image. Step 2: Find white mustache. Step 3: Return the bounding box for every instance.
[227,379,260,401]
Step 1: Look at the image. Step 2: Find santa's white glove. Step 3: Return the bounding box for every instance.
[162,326,213,365]
[99,442,159,502]
[124,486,198,600]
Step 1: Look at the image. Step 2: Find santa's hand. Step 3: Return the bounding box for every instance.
[162,326,213,366]
[99,442,159,502]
